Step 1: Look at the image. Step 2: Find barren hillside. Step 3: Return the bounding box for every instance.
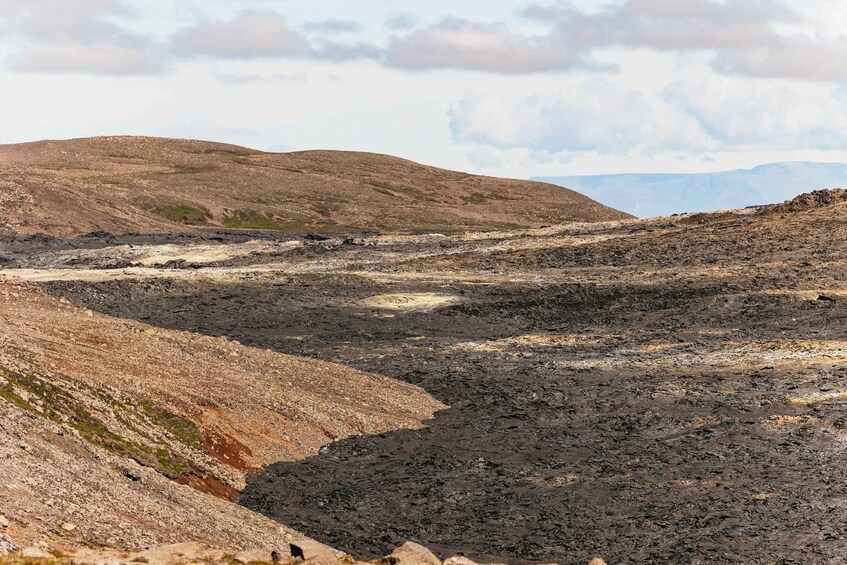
[0,277,443,553]
[0,136,630,237]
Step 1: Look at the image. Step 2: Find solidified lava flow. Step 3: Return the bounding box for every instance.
[36,204,847,564]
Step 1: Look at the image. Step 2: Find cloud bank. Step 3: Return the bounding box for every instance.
[451,77,847,157]
[2,1,845,81]
[1,0,163,75]
[2,0,847,172]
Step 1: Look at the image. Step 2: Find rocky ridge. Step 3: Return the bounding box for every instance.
[763,188,847,213]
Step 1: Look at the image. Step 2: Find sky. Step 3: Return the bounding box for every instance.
[1,0,847,178]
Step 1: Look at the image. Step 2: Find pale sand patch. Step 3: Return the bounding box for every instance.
[0,267,179,282]
[354,271,549,285]
[455,217,643,242]
[564,339,847,370]
[131,240,301,266]
[452,333,613,353]
[789,392,847,404]
[761,415,819,429]
[360,292,461,311]
[759,288,847,300]
[1,263,293,283]
[534,474,580,487]
[639,342,691,352]
[25,240,302,270]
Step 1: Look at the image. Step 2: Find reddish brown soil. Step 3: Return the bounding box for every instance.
[176,473,239,502]
[203,428,254,473]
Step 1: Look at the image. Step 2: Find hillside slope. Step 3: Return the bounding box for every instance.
[0,136,630,236]
[0,277,443,552]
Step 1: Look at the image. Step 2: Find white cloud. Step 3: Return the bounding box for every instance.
[10,42,162,75]
[171,10,309,59]
[554,0,798,51]
[385,19,590,73]
[713,38,847,80]
[0,0,163,75]
[817,0,847,42]
[303,19,363,34]
[449,82,710,154]
[381,0,847,81]
[1,0,842,82]
[664,78,847,150]
[309,40,381,62]
[382,0,801,74]
[384,13,418,31]
[212,69,308,85]
[698,0,847,81]
[615,0,796,24]
[450,74,847,158]
[170,9,378,63]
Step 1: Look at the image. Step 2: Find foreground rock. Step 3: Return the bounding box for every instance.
[0,541,574,565]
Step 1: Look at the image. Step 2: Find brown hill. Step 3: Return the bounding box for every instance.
[0,276,443,551]
[0,136,630,237]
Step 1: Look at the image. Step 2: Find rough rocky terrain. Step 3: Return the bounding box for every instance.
[0,136,629,237]
[2,190,845,563]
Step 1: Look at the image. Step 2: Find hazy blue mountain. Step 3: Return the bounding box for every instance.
[533,162,847,218]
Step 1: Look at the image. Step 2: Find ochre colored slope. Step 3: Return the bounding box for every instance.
[0,277,444,488]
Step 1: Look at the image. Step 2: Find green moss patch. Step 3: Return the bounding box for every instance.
[140,400,203,448]
[221,209,341,232]
[221,209,288,230]
[152,205,211,225]
[0,367,200,478]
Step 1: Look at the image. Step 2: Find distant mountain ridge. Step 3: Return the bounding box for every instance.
[534,162,847,218]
